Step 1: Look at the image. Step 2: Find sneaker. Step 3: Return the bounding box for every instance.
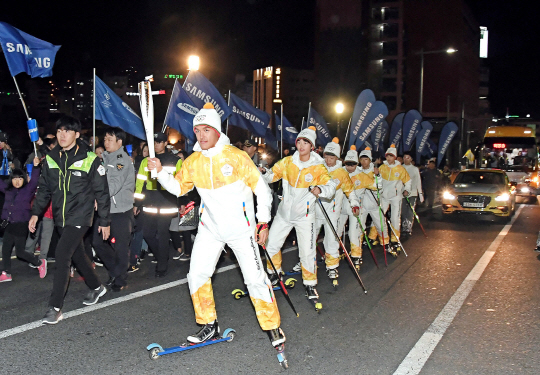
[155,270,168,278]
[46,258,56,262]
[352,257,362,269]
[93,258,104,267]
[326,268,339,279]
[534,246,540,253]
[172,251,183,260]
[38,259,47,278]
[151,259,157,264]
[105,277,115,288]
[127,265,139,273]
[35,246,41,254]
[305,285,319,300]
[82,285,107,305]
[70,266,75,278]
[267,327,286,347]
[42,308,63,325]
[0,271,12,282]
[178,252,190,262]
[292,262,301,272]
[136,258,142,266]
[187,321,220,344]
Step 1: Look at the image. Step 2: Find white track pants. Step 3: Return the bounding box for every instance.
[315,214,340,270]
[188,224,280,330]
[266,213,318,286]
[381,196,402,242]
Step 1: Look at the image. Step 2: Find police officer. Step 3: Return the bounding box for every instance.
[92,128,135,291]
[134,132,182,277]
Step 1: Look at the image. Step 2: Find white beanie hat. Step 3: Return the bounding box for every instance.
[296,126,317,148]
[324,137,340,156]
[193,103,222,134]
[344,145,359,164]
[385,144,397,157]
[359,146,372,160]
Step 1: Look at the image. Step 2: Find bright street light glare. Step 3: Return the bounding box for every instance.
[335,103,344,114]
[446,48,457,53]
[188,55,200,70]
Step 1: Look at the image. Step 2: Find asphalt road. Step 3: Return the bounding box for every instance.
[1,204,539,374]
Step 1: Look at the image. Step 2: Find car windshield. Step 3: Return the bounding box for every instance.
[454,172,505,185]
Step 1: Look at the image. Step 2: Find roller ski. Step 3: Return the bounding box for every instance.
[351,257,362,271]
[326,268,339,288]
[232,278,297,300]
[284,262,302,276]
[268,328,288,369]
[386,244,398,257]
[305,285,322,312]
[147,321,236,360]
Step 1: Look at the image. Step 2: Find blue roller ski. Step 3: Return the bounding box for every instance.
[147,328,236,360]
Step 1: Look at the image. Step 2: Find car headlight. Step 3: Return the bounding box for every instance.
[495,193,510,201]
[443,191,456,200]
[521,187,530,193]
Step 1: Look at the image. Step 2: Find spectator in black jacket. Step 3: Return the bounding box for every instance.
[29,116,111,325]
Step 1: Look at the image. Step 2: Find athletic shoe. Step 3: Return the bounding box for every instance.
[178,252,190,262]
[267,327,286,347]
[187,321,220,344]
[46,258,55,262]
[155,270,168,278]
[105,277,115,288]
[29,263,38,269]
[127,265,139,273]
[82,285,107,305]
[172,251,183,260]
[93,257,104,267]
[292,262,301,272]
[326,268,339,279]
[268,272,280,286]
[70,266,75,278]
[151,259,157,264]
[42,308,63,325]
[534,246,540,253]
[0,271,12,282]
[38,259,47,278]
[305,285,319,300]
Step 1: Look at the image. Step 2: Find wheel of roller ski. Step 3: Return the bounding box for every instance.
[332,279,338,288]
[222,328,236,342]
[231,289,245,300]
[315,302,322,311]
[149,347,162,360]
[284,278,296,289]
[278,352,289,369]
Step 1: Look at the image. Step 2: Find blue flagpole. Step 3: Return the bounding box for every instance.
[93,68,96,152]
[226,90,231,135]
[162,79,177,133]
[12,76,37,155]
[341,118,352,156]
[280,104,284,158]
[303,102,311,130]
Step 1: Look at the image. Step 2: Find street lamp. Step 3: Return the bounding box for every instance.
[335,103,344,139]
[418,47,457,113]
[188,55,200,71]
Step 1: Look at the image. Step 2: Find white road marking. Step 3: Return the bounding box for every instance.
[393,205,525,375]
[0,245,301,340]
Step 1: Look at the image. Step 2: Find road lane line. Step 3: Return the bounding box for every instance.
[393,204,525,375]
[0,245,301,340]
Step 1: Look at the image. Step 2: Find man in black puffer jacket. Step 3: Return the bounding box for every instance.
[29,116,111,325]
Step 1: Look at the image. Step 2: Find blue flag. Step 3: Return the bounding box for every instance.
[94,76,145,139]
[389,112,405,150]
[416,121,433,164]
[228,92,269,137]
[370,120,389,153]
[354,101,388,150]
[164,80,197,143]
[423,139,437,158]
[307,107,332,146]
[0,22,61,78]
[437,121,459,167]
[183,70,231,123]
[402,109,423,152]
[349,89,376,148]
[264,125,278,150]
[275,114,298,145]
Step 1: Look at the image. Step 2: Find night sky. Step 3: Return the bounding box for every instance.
[0,0,538,118]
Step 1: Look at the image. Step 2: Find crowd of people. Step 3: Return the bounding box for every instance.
[0,104,451,360]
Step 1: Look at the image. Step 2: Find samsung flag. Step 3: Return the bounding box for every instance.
[94,76,145,139]
[228,92,269,137]
[437,121,458,167]
[0,22,61,78]
[183,70,231,121]
[354,101,388,150]
[370,120,389,152]
[264,125,278,150]
[415,121,433,164]
[275,114,298,145]
[164,80,197,142]
[402,110,423,152]
[389,113,405,150]
[424,139,437,158]
[307,107,332,146]
[349,89,376,148]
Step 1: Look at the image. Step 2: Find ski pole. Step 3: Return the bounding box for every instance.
[261,244,300,317]
[369,189,408,257]
[310,189,367,294]
[374,175,388,267]
[405,196,427,238]
[356,216,379,268]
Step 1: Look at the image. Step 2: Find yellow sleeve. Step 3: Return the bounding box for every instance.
[340,170,356,198]
[269,157,287,183]
[173,159,195,196]
[313,164,332,186]
[175,158,183,174]
[135,158,149,194]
